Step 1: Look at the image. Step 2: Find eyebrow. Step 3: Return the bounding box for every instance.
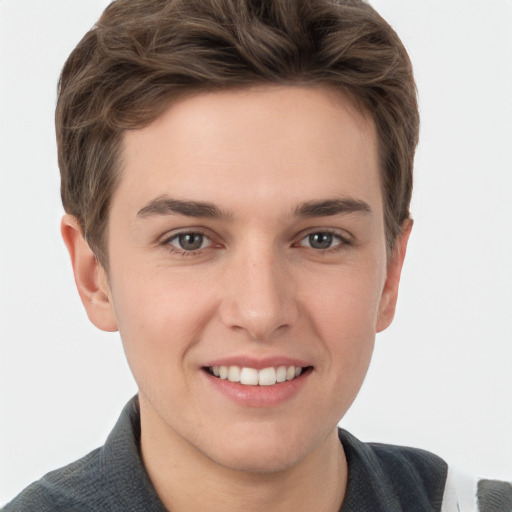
[137,196,231,219]
[136,195,371,220]
[293,198,372,217]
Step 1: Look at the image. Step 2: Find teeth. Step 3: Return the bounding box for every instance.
[276,366,287,383]
[258,367,276,386]
[227,366,241,383]
[209,365,305,386]
[240,367,259,385]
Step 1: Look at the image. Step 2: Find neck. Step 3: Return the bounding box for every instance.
[139,399,347,512]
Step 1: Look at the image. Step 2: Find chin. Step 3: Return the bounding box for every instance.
[199,421,324,475]
[210,442,305,475]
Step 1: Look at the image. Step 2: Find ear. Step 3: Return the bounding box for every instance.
[376,219,413,333]
[61,214,118,332]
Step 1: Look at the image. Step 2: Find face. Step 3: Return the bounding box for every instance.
[71,85,409,473]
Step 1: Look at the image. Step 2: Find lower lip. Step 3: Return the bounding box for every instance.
[203,369,311,408]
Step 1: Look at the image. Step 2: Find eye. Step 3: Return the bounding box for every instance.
[166,232,211,252]
[298,231,347,250]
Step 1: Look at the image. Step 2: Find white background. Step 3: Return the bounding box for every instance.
[1,0,511,505]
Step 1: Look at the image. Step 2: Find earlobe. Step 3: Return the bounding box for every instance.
[376,219,413,333]
[61,214,118,332]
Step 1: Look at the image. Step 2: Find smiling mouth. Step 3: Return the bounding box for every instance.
[204,365,312,386]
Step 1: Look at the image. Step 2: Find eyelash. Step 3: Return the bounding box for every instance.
[295,230,351,253]
[161,229,351,257]
[162,231,214,257]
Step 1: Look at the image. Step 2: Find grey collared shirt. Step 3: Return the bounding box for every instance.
[4,397,510,511]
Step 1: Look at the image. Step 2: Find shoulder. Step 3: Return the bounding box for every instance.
[338,428,511,512]
[338,428,447,511]
[2,447,104,511]
[442,466,512,512]
[3,397,166,512]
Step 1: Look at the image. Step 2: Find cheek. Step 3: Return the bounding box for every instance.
[302,263,383,371]
[305,261,384,332]
[109,266,218,384]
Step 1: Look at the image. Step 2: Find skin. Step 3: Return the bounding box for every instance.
[62,85,411,511]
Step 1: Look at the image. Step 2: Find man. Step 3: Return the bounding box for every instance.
[3,0,510,510]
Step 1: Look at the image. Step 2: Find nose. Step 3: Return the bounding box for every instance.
[218,247,299,340]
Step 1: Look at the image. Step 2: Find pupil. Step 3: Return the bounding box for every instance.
[309,233,332,249]
[179,233,203,250]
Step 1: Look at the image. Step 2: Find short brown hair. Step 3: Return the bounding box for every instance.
[57,0,419,266]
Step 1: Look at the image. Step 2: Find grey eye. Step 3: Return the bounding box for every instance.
[308,232,334,249]
[297,231,346,250]
[175,233,205,251]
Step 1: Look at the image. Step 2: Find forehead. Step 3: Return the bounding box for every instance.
[116,85,381,217]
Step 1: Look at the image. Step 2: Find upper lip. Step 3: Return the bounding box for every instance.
[202,356,312,370]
